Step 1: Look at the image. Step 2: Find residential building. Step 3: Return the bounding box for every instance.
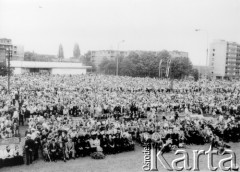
[0,38,12,64]
[0,38,24,62]
[90,50,129,68]
[169,50,188,58]
[209,40,240,79]
[12,44,24,60]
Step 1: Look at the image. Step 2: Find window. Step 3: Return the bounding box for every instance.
[213,49,215,51]
[212,53,214,56]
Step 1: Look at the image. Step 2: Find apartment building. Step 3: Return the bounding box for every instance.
[209,40,240,79]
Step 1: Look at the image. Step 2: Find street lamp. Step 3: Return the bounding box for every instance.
[195,29,209,94]
[158,59,162,78]
[116,40,125,76]
[5,47,12,94]
[195,29,209,76]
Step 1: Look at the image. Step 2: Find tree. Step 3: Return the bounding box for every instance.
[156,50,171,78]
[0,62,8,76]
[81,51,97,72]
[191,68,199,81]
[170,57,193,79]
[73,43,81,59]
[58,44,64,61]
[0,62,13,76]
[96,50,194,79]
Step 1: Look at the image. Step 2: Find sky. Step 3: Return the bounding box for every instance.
[0,0,240,65]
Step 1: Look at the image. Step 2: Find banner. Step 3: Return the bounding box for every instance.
[0,137,20,145]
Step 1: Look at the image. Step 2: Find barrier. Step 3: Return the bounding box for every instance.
[0,137,24,168]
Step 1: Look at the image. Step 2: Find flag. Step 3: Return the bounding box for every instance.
[159,59,162,66]
[159,59,163,77]
[166,59,171,78]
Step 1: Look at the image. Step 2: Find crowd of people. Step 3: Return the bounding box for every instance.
[0,95,19,139]
[24,115,135,164]
[0,73,240,165]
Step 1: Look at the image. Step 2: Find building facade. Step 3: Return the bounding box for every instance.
[10,61,91,75]
[0,38,24,62]
[90,50,129,69]
[193,65,211,79]
[209,40,240,79]
[169,50,188,58]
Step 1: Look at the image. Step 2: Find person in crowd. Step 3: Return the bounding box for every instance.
[0,73,240,165]
[24,134,34,165]
[65,137,75,160]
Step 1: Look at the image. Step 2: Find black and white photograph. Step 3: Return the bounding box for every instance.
[0,0,240,171]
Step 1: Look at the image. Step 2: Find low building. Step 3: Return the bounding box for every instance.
[90,50,129,68]
[10,61,92,75]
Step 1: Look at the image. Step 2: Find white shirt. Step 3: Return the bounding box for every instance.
[1,149,14,159]
[13,110,19,119]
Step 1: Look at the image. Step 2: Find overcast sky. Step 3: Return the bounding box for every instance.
[0,0,240,65]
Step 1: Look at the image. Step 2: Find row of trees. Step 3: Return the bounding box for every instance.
[58,43,81,61]
[98,50,199,80]
[21,43,198,80]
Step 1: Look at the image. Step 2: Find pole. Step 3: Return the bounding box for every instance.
[116,54,119,76]
[116,40,125,76]
[159,59,162,78]
[159,64,160,78]
[195,29,208,91]
[7,48,11,94]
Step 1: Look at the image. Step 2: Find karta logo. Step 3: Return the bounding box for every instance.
[142,145,239,171]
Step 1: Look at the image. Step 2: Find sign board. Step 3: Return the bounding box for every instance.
[0,137,20,145]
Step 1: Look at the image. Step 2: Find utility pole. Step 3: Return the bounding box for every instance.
[116,40,125,76]
[6,47,12,94]
[195,29,209,93]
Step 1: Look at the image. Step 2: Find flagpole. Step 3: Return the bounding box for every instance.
[159,59,162,78]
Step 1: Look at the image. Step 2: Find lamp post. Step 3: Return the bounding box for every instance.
[6,47,12,94]
[116,40,125,76]
[195,29,209,93]
[158,59,162,78]
[195,29,209,77]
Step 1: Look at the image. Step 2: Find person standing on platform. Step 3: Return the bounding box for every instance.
[24,134,34,165]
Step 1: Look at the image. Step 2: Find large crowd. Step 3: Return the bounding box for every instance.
[0,74,240,165]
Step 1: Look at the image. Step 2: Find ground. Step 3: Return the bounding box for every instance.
[1,127,239,172]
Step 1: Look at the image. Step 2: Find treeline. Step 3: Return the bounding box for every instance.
[24,52,57,62]
[98,50,199,80]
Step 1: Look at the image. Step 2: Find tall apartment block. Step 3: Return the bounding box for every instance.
[209,40,240,79]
